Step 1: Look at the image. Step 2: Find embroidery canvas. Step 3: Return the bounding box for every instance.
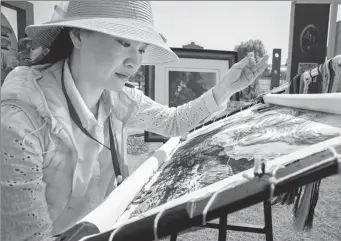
[129,103,341,217]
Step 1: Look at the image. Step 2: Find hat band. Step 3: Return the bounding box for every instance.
[65,1,154,27]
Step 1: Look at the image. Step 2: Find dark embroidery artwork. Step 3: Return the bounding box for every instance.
[129,104,341,217]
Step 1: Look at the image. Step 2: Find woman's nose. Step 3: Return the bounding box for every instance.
[124,49,142,70]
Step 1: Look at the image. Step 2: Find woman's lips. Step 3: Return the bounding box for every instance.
[115,73,129,81]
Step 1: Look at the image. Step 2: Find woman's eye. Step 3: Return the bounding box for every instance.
[118,40,130,47]
[139,49,146,54]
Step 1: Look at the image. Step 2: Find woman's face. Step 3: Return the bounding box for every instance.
[77,30,149,91]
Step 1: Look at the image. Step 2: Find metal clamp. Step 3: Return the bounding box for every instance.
[202,191,219,226]
[242,158,266,180]
[267,164,284,200]
[186,198,198,219]
[186,192,213,219]
[253,158,266,178]
[108,225,124,241]
[153,209,167,241]
[202,186,231,226]
[243,158,284,201]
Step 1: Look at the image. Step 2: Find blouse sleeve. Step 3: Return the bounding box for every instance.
[1,104,56,241]
[126,87,221,137]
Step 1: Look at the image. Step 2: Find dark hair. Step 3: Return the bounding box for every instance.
[32,27,74,65]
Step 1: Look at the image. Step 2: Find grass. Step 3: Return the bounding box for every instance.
[164,174,341,241]
[127,135,341,241]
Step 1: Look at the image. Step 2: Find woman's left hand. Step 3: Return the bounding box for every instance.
[212,52,269,106]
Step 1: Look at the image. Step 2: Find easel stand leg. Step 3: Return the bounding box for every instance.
[169,201,273,241]
[170,233,178,241]
[263,200,274,241]
[218,214,228,241]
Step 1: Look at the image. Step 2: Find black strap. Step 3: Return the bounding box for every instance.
[61,61,122,183]
[317,64,322,76]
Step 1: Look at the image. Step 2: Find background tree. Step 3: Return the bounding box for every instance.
[234,39,267,101]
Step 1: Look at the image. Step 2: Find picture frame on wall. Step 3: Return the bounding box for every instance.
[1,1,34,85]
[297,62,318,75]
[287,3,330,83]
[144,47,238,142]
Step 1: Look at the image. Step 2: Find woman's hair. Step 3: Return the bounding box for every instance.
[32,27,74,65]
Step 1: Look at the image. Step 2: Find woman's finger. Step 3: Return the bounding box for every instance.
[252,63,269,79]
[248,52,256,66]
[257,55,269,66]
[251,55,269,72]
[251,62,269,75]
[237,52,255,68]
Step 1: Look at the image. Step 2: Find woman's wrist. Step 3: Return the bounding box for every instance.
[212,85,234,106]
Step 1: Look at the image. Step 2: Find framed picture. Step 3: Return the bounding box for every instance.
[1,1,34,40]
[297,62,318,75]
[144,48,238,142]
[287,3,329,83]
[1,1,34,84]
[168,67,218,107]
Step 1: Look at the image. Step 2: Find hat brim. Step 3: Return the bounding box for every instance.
[25,17,179,65]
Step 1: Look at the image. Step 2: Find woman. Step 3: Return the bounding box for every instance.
[1,1,268,240]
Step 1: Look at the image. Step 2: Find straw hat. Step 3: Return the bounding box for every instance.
[25,1,179,65]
